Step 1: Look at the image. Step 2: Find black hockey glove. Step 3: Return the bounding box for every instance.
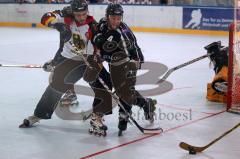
[51,23,72,43]
[93,33,105,49]
[83,55,102,83]
[43,59,55,72]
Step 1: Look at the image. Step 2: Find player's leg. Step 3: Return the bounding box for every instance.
[135,92,157,123]
[19,59,86,128]
[118,99,132,136]
[85,56,113,136]
[58,61,87,106]
[109,52,157,132]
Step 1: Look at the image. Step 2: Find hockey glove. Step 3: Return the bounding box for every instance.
[43,59,55,72]
[93,33,105,49]
[83,55,103,83]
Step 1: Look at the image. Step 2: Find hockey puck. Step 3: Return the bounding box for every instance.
[188,147,196,155]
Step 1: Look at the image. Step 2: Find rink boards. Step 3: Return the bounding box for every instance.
[0,4,234,36]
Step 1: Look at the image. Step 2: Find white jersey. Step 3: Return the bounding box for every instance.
[62,22,94,59]
[50,13,94,60]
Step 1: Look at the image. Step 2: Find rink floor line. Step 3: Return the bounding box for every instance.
[79,110,226,159]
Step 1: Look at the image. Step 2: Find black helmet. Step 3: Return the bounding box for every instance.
[71,0,88,12]
[204,41,224,54]
[106,3,124,17]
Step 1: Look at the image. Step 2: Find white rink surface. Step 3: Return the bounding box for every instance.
[0,27,239,159]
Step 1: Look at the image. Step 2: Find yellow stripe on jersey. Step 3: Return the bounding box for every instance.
[44,17,57,26]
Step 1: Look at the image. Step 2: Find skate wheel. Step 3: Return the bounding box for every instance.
[102,131,107,137]
[150,119,154,124]
[160,128,164,133]
[94,131,101,137]
[88,129,94,134]
[94,132,98,136]
[19,123,27,128]
[118,130,123,137]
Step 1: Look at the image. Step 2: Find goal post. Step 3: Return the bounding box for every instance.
[227,0,240,113]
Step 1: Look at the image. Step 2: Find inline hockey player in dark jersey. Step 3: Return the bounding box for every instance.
[19,0,113,137]
[93,3,157,136]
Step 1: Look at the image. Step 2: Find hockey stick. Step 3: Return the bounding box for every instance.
[70,42,163,134]
[0,64,42,68]
[179,122,240,154]
[157,54,209,84]
[98,77,163,134]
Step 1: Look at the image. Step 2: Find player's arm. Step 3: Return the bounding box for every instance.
[87,18,99,45]
[41,6,72,27]
[41,7,72,72]
[92,19,107,51]
[88,18,105,66]
[122,23,144,61]
[41,7,72,43]
[122,23,144,68]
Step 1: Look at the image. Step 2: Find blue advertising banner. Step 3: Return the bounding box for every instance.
[183,7,234,31]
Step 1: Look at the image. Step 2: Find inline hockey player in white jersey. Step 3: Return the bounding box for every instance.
[42,7,78,107]
[19,0,113,137]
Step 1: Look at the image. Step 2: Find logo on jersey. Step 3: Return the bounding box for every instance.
[107,36,113,42]
[73,33,86,50]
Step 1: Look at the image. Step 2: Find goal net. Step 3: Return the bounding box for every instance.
[227,1,240,113]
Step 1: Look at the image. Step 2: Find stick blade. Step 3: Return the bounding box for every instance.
[143,127,163,134]
[179,142,204,153]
